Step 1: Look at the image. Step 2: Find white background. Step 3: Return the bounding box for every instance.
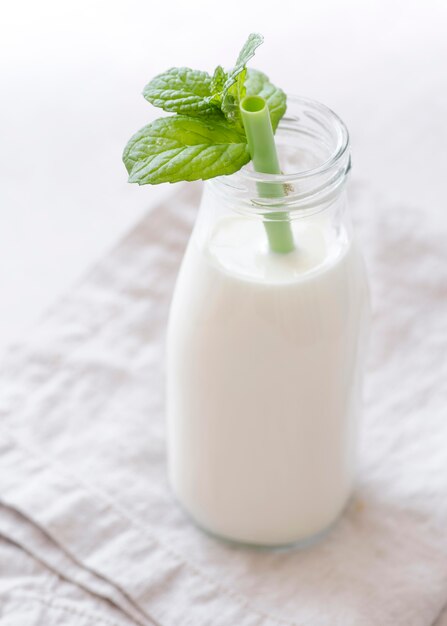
[1,0,446,350]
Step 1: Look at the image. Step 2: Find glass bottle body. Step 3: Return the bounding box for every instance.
[166,97,371,546]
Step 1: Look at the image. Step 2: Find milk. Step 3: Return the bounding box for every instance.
[167,212,370,546]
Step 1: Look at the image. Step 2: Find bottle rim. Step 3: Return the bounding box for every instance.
[207,95,351,217]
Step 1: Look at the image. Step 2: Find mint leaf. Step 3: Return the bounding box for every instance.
[205,66,227,107]
[220,73,245,126]
[210,66,227,97]
[245,69,287,131]
[143,67,219,116]
[123,116,250,184]
[228,33,264,88]
[221,33,264,126]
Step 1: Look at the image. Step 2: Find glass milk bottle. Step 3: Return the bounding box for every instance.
[166,96,371,547]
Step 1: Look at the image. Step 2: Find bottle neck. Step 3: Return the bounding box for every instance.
[196,182,351,256]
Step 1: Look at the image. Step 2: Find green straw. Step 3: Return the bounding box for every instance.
[240,96,294,254]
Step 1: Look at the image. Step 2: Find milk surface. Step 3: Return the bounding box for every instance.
[167,215,370,545]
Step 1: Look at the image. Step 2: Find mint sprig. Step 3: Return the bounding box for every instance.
[123,33,286,185]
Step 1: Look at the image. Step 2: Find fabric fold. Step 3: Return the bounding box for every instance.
[0,501,150,626]
[0,534,135,626]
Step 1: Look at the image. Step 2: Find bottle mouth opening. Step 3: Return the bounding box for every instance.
[208,95,350,216]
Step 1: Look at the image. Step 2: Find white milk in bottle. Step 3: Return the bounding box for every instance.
[166,97,370,546]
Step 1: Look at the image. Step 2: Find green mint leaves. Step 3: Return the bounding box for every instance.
[219,33,264,126]
[123,33,286,185]
[143,68,216,116]
[123,116,249,185]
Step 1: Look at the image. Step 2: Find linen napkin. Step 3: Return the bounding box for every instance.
[0,181,446,626]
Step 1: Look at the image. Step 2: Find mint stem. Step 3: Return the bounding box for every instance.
[240,96,294,254]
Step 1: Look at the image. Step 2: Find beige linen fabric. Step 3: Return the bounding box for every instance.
[0,534,136,626]
[1,182,447,625]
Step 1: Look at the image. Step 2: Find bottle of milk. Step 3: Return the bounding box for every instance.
[166,96,371,547]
